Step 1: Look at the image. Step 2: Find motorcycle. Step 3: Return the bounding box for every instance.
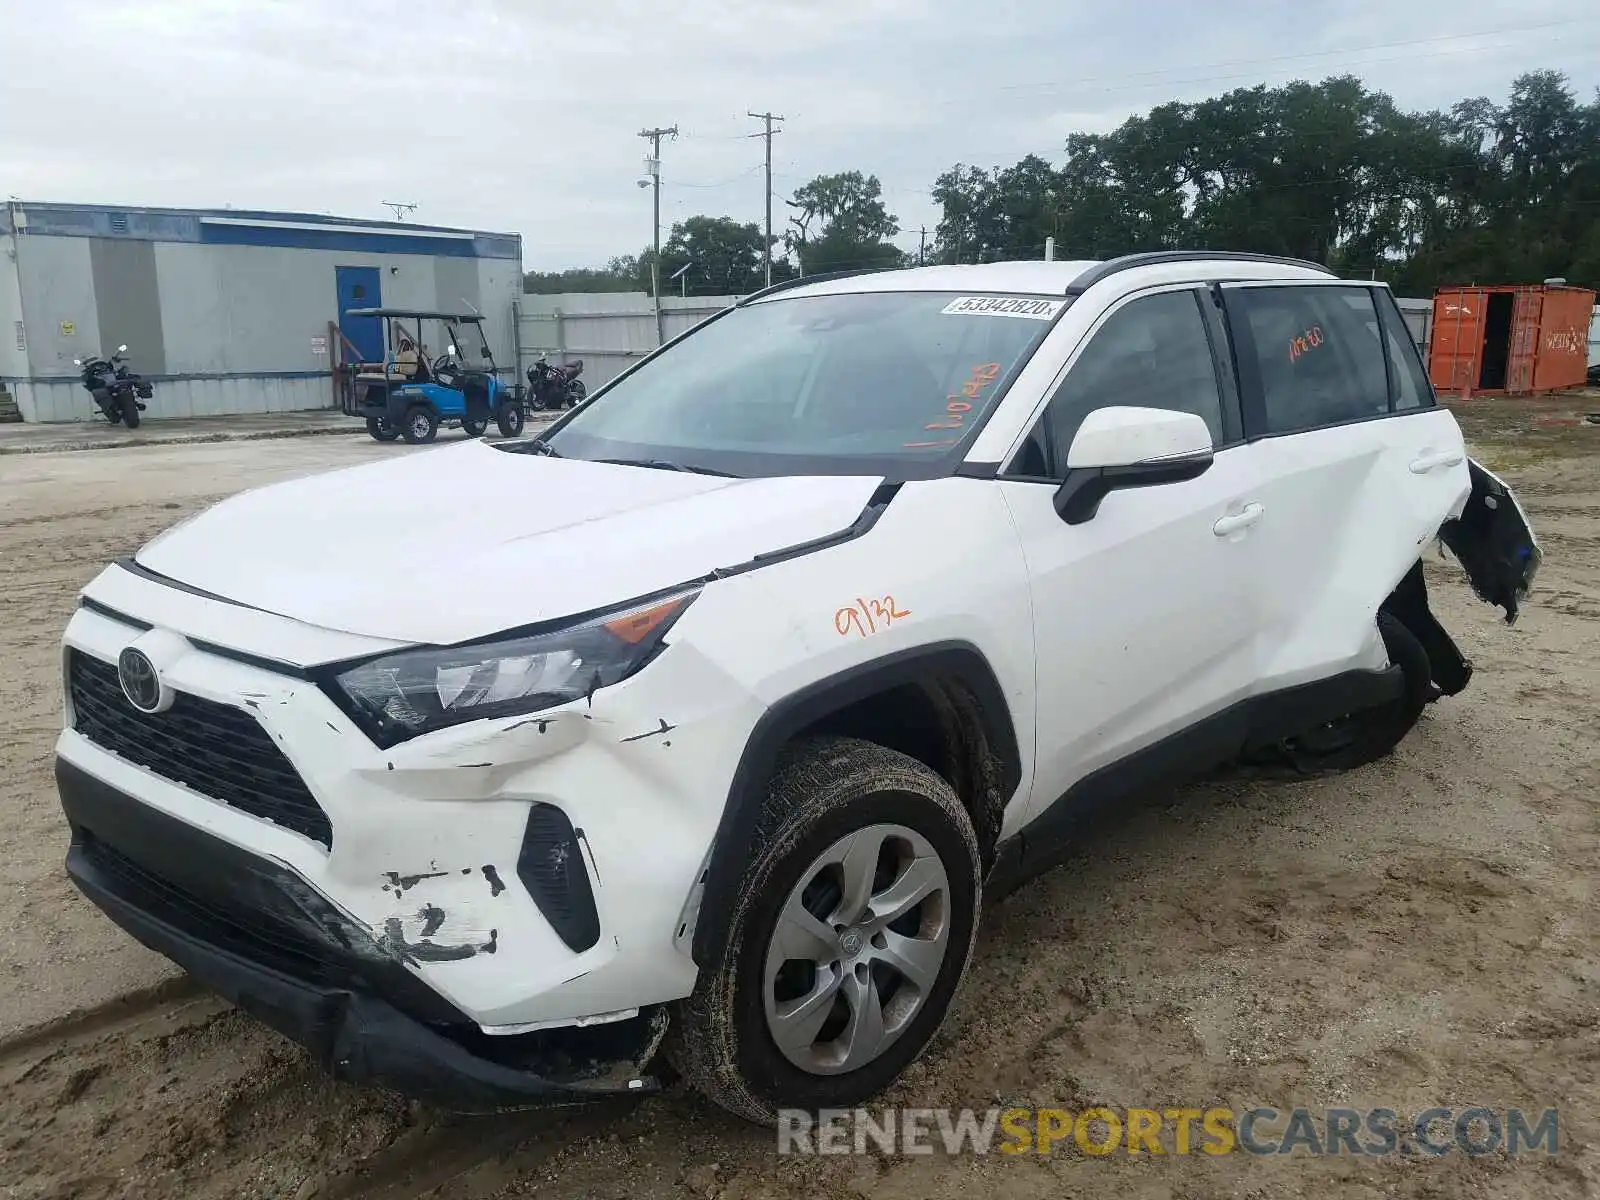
[74,344,153,428]
[526,356,586,410]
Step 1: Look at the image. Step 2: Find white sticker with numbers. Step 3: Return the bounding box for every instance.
[940,296,1065,320]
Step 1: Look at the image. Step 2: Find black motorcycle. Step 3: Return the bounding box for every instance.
[526,356,586,410]
[75,344,152,428]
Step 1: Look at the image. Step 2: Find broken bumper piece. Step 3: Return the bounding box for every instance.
[56,756,665,1114]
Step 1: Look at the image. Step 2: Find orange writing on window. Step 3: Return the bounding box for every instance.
[906,361,1001,447]
[1288,325,1325,363]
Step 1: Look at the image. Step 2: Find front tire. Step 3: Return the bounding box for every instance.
[495,401,525,438]
[401,404,438,445]
[669,737,981,1124]
[566,380,587,408]
[121,397,140,429]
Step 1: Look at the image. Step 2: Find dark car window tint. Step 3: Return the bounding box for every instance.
[1033,290,1222,476]
[1235,286,1388,433]
[1377,292,1436,411]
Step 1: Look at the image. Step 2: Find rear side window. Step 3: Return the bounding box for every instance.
[1376,291,1435,411]
[1232,286,1388,434]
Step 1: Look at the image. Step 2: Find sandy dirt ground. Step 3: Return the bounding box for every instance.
[1,397,1596,1199]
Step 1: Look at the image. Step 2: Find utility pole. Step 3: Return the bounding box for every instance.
[918,226,927,266]
[748,111,784,287]
[638,124,678,344]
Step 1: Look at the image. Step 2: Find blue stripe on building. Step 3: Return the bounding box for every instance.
[3,201,520,260]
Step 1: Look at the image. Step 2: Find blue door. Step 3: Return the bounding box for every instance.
[335,266,383,364]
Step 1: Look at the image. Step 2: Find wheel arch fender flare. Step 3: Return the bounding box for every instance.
[686,640,1022,968]
[396,392,442,419]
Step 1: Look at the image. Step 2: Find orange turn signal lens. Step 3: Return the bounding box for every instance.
[601,593,695,645]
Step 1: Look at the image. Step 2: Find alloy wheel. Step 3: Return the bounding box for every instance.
[762,823,951,1076]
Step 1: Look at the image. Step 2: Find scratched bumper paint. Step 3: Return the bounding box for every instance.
[55,564,780,1031]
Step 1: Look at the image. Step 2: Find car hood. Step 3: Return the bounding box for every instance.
[135,441,884,644]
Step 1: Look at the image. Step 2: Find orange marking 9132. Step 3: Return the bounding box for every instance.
[834,595,912,638]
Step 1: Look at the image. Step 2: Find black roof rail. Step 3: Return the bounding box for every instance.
[1066,250,1335,295]
[736,266,894,306]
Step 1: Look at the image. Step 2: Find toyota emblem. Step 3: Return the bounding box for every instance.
[117,647,164,713]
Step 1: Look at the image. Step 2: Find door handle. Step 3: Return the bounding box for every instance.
[1410,449,1465,474]
[1213,503,1264,537]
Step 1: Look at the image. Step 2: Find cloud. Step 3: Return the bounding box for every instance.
[2,0,1597,267]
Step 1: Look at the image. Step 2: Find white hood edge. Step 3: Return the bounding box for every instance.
[134,441,885,645]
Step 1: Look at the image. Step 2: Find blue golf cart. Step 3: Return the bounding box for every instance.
[342,308,523,444]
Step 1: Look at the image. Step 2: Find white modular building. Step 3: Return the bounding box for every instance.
[0,200,522,423]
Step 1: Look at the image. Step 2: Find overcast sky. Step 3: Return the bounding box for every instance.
[3,0,1598,269]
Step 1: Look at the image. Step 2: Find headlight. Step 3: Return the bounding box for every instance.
[330,590,698,746]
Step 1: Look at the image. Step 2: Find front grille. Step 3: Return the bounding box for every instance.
[68,649,333,847]
[79,830,345,986]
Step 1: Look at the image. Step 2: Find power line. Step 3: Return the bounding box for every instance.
[668,165,765,189]
[749,111,785,287]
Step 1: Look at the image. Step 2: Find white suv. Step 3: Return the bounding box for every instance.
[57,253,1539,1122]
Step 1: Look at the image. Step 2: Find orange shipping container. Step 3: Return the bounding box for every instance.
[1427,283,1597,396]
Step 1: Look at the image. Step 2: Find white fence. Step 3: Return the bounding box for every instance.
[515,292,740,391]
[1395,298,1432,349]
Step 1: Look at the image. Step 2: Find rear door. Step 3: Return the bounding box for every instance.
[335,266,383,365]
[1221,281,1468,696]
[1426,289,1486,396]
[1507,287,1542,396]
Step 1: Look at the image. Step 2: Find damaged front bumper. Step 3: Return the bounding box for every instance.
[58,756,667,1114]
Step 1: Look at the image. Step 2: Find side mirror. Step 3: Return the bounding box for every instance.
[446,344,458,357]
[117,344,128,353]
[73,357,82,366]
[1053,406,1214,525]
[481,347,493,360]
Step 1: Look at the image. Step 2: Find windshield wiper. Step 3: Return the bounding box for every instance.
[593,457,739,478]
[526,438,561,457]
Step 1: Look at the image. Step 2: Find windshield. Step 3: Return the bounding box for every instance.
[448,320,493,364]
[541,290,1066,478]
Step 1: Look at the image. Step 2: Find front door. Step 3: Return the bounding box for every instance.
[998,287,1264,832]
[335,266,383,365]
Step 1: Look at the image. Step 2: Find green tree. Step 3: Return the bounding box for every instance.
[931,155,1065,263]
[523,256,639,294]
[652,216,785,296]
[927,71,1600,293]
[786,171,905,274]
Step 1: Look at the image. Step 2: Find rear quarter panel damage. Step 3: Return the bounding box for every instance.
[1439,459,1542,624]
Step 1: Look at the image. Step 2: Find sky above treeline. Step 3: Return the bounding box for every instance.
[3,0,1598,268]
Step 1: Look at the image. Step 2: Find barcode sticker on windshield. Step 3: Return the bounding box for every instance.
[941,296,1065,320]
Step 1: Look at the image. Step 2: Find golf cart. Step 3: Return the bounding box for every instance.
[341,308,523,443]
